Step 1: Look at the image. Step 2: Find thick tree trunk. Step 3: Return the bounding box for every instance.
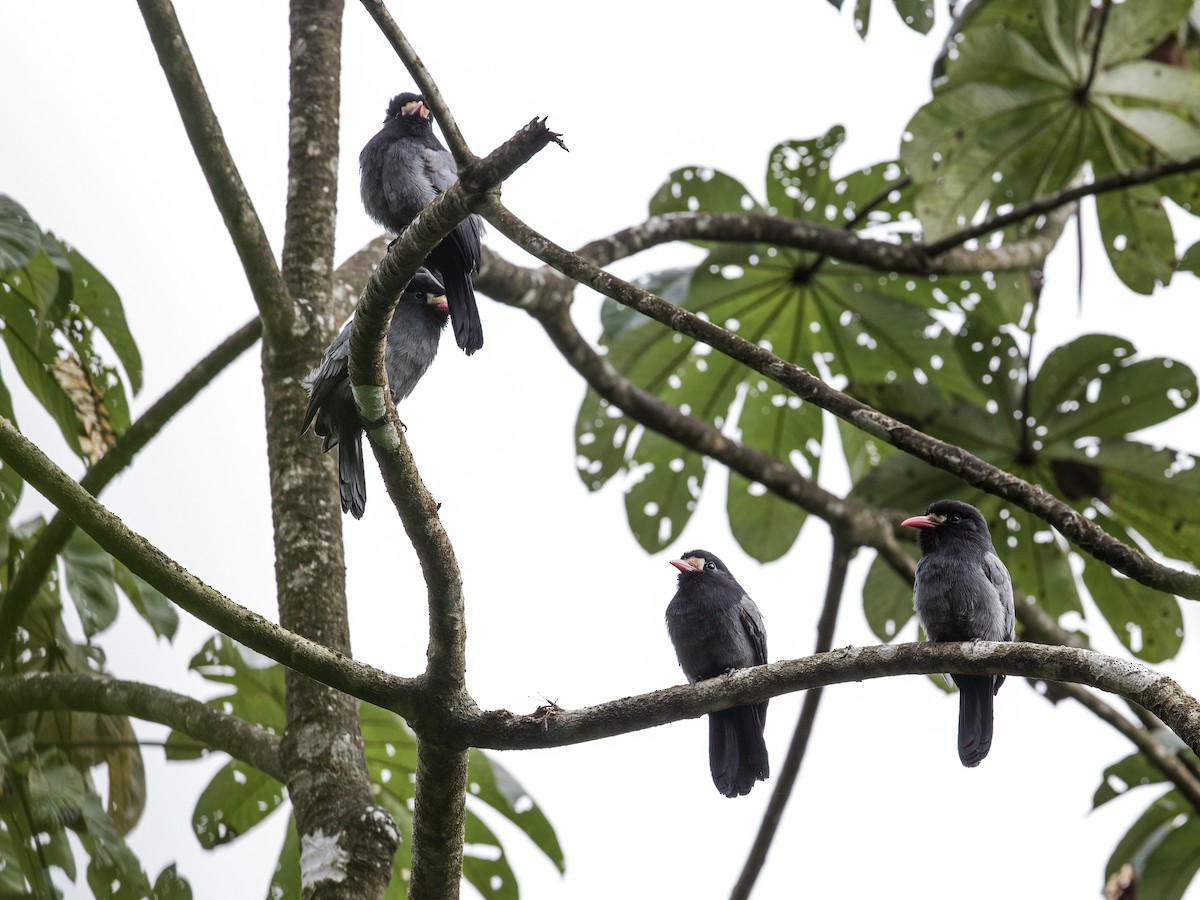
[266,1,399,897]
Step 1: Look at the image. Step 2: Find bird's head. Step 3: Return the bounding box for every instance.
[670,550,731,579]
[402,269,449,315]
[901,500,993,549]
[385,92,432,125]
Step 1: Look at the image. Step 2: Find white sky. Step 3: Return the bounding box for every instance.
[3,1,1200,898]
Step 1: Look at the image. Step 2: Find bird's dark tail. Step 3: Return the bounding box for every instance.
[955,674,996,767]
[336,428,367,519]
[708,704,769,798]
[302,376,368,519]
[429,224,483,355]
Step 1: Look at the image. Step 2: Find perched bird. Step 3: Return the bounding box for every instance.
[666,550,769,797]
[359,92,484,355]
[902,500,1015,767]
[302,269,448,519]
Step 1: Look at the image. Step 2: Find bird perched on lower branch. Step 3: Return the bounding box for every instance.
[302,269,448,519]
[666,550,769,797]
[902,500,1015,767]
[359,92,484,355]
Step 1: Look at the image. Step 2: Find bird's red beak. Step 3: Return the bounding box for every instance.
[670,558,700,573]
[901,515,938,529]
[427,293,449,313]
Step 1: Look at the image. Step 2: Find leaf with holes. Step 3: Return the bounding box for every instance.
[862,546,919,642]
[902,0,1200,291]
[1080,521,1183,663]
[582,130,995,561]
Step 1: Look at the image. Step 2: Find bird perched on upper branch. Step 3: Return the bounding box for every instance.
[666,550,769,797]
[902,500,1015,767]
[359,92,484,355]
[302,268,448,519]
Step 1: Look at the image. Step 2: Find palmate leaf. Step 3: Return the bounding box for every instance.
[173,638,562,899]
[579,130,1005,561]
[0,201,142,461]
[850,327,1194,659]
[902,0,1200,292]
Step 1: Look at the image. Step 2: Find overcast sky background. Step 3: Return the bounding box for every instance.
[4,1,1200,898]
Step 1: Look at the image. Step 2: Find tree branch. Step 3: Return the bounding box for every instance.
[347,120,563,694]
[731,536,852,900]
[134,0,292,340]
[0,318,261,656]
[458,642,1200,756]
[408,739,469,900]
[0,672,283,781]
[1053,680,1200,812]
[0,416,420,716]
[481,200,1200,601]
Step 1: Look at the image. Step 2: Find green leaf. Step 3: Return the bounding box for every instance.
[893,0,934,34]
[1180,239,1200,276]
[1094,750,1170,809]
[467,751,565,873]
[1139,817,1200,900]
[1095,442,1200,564]
[113,559,178,640]
[61,530,119,638]
[1081,545,1183,663]
[650,167,763,219]
[25,751,88,832]
[0,195,42,272]
[462,810,521,900]
[0,280,84,456]
[1000,507,1081,622]
[0,372,23,518]
[1106,790,1186,878]
[862,547,917,641]
[268,817,301,900]
[80,791,152,899]
[624,427,707,553]
[65,246,143,395]
[1035,341,1196,449]
[191,760,284,848]
[903,0,1199,289]
[1095,182,1176,295]
[152,863,193,900]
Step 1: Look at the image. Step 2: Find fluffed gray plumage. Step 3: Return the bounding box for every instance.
[666,550,769,797]
[902,499,1015,767]
[301,269,448,519]
[359,92,484,355]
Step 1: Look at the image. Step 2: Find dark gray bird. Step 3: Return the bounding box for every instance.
[301,269,448,519]
[666,550,769,797]
[359,92,484,355]
[902,500,1015,767]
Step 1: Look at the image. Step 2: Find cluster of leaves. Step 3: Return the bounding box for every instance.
[1094,742,1200,900]
[166,638,563,900]
[0,195,143,487]
[0,517,183,897]
[904,0,1200,294]
[0,196,189,895]
[574,2,1200,893]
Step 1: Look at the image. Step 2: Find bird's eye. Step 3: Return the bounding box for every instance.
[414,292,426,301]
[948,515,960,523]
[705,561,716,571]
